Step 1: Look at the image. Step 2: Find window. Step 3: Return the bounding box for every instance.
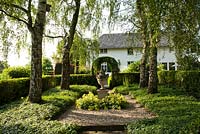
[100,49,107,54]
[127,48,133,55]
[169,62,175,70]
[127,61,134,66]
[101,62,107,72]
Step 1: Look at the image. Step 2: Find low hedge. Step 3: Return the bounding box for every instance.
[109,73,140,88]
[0,74,98,105]
[158,70,176,86]
[0,78,30,105]
[176,71,200,98]
[52,74,98,87]
[158,71,200,98]
[0,76,59,105]
[2,66,31,78]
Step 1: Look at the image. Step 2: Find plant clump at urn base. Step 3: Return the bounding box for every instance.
[76,92,128,111]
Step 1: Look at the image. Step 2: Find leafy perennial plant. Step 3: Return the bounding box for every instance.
[76,92,128,110]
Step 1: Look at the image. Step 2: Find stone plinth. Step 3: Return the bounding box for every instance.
[97,89,109,99]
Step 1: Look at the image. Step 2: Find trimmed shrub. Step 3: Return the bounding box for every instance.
[109,73,140,88]
[70,74,98,86]
[0,78,30,105]
[175,71,200,98]
[0,76,60,105]
[53,74,98,87]
[158,70,200,98]
[2,66,30,78]
[0,74,98,105]
[54,63,62,75]
[158,70,176,86]
[70,85,97,96]
[112,84,139,95]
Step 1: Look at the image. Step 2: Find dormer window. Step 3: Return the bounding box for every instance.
[100,49,107,54]
[127,48,133,55]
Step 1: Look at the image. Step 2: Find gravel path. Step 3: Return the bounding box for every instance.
[57,95,156,126]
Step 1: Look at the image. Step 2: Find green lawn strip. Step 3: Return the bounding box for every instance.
[115,85,200,134]
[0,85,97,134]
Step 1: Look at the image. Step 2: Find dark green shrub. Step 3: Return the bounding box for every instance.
[0,76,60,105]
[42,76,59,91]
[54,63,62,75]
[158,70,200,98]
[70,74,98,86]
[158,70,176,86]
[176,71,200,98]
[110,73,140,88]
[0,74,98,105]
[112,84,139,95]
[0,78,29,105]
[54,63,74,74]
[70,85,97,96]
[2,66,31,78]
[54,74,98,87]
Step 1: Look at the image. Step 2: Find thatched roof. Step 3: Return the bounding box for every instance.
[99,33,168,49]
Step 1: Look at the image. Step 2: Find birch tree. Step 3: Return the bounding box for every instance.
[46,0,103,89]
[0,0,50,103]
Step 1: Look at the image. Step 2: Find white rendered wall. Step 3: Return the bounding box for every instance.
[98,47,177,71]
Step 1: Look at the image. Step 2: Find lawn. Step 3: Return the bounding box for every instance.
[119,85,200,134]
[0,85,97,134]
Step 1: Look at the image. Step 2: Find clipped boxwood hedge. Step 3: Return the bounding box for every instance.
[52,74,98,87]
[109,73,140,88]
[0,76,59,105]
[176,71,200,98]
[0,74,98,105]
[158,70,200,98]
[0,78,29,105]
[158,70,176,86]
[2,66,31,78]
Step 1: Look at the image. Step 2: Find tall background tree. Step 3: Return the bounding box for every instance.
[136,0,150,88]
[46,0,104,89]
[163,0,200,70]
[0,0,50,103]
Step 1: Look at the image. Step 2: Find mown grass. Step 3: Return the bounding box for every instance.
[113,85,200,134]
[0,85,97,134]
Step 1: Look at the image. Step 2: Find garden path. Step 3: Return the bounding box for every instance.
[57,94,156,133]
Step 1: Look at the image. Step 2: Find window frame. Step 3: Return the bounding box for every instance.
[127,48,134,55]
[100,49,107,54]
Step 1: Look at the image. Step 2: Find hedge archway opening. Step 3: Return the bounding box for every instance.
[92,56,120,74]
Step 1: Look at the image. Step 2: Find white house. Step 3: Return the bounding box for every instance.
[98,33,177,72]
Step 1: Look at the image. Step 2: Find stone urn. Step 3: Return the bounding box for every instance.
[96,71,109,90]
